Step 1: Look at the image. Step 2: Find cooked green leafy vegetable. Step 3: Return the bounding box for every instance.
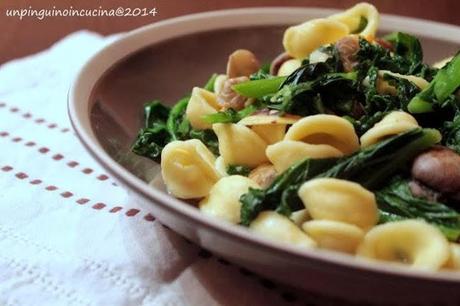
[132,101,171,162]
[377,178,460,241]
[240,128,441,225]
[408,52,460,113]
[444,111,460,153]
[132,91,220,161]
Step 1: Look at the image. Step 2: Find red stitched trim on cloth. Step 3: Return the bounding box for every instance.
[0,130,116,185]
[1,164,155,223]
[0,101,70,134]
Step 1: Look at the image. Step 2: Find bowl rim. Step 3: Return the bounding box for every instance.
[68,6,460,284]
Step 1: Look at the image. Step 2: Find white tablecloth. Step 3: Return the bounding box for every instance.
[0,31,325,306]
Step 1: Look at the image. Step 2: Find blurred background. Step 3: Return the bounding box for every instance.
[0,0,459,64]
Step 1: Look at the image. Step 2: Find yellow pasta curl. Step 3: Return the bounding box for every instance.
[360,111,419,147]
[357,220,450,270]
[298,178,378,229]
[250,211,316,249]
[199,175,259,224]
[302,220,365,254]
[161,139,221,199]
[212,123,268,167]
[186,87,220,130]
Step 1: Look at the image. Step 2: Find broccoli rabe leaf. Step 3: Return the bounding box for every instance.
[131,101,171,162]
[132,93,220,161]
[376,178,460,241]
[443,111,460,153]
[408,52,460,113]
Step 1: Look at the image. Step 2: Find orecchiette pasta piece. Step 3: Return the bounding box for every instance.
[238,114,296,144]
[283,18,349,59]
[302,220,365,254]
[161,139,221,199]
[238,114,300,125]
[444,243,460,270]
[266,140,343,173]
[277,59,302,76]
[433,56,453,69]
[375,70,429,95]
[213,74,228,95]
[214,156,228,177]
[360,111,419,148]
[290,209,311,227]
[251,125,286,145]
[329,2,379,39]
[298,178,378,229]
[357,220,450,270]
[212,123,268,167]
[309,49,331,64]
[199,175,259,224]
[284,114,360,155]
[186,87,220,130]
[250,211,316,249]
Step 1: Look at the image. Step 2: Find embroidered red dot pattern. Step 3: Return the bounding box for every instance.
[0,129,116,185]
[1,164,156,223]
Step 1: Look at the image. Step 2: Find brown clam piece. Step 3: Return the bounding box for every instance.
[270,52,293,75]
[248,164,278,189]
[217,76,251,110]
[226,49,260,78]
[411,146,460,195]
[335,35,360,72]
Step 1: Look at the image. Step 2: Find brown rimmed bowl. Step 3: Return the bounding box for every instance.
[68,7,460,305]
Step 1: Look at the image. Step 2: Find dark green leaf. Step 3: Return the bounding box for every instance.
[376,178,460,241]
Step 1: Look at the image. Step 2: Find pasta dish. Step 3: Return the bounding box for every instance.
[131,3,460,271]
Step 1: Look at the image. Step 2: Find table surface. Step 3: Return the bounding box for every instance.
[0,0,459,64]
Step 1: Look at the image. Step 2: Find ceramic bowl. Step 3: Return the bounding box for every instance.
[68,7,460,305]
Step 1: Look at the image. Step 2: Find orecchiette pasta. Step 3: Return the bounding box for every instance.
[302,220,365,254]
[357,220,450,270]
[213,74,228,95]
[277,59,302,76]
[298,178,378,229]
[212,123,269,167]
[238,115,294,144]
[329,2,379,39]
[199,175,259,224]
[214,156,228,177]
[283,3,378,59]
[309,49,331,64]
[445,243,460,270]
[360,111,419,147]
[433,56,453,69]
[290,209,311,227]
[284,114,360,155]
[250,211,316,249]
[266,140,343,173]
[161,139,221,199]
[283,18,349,59]
[186,87,220,130]
[251,125,286,145]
